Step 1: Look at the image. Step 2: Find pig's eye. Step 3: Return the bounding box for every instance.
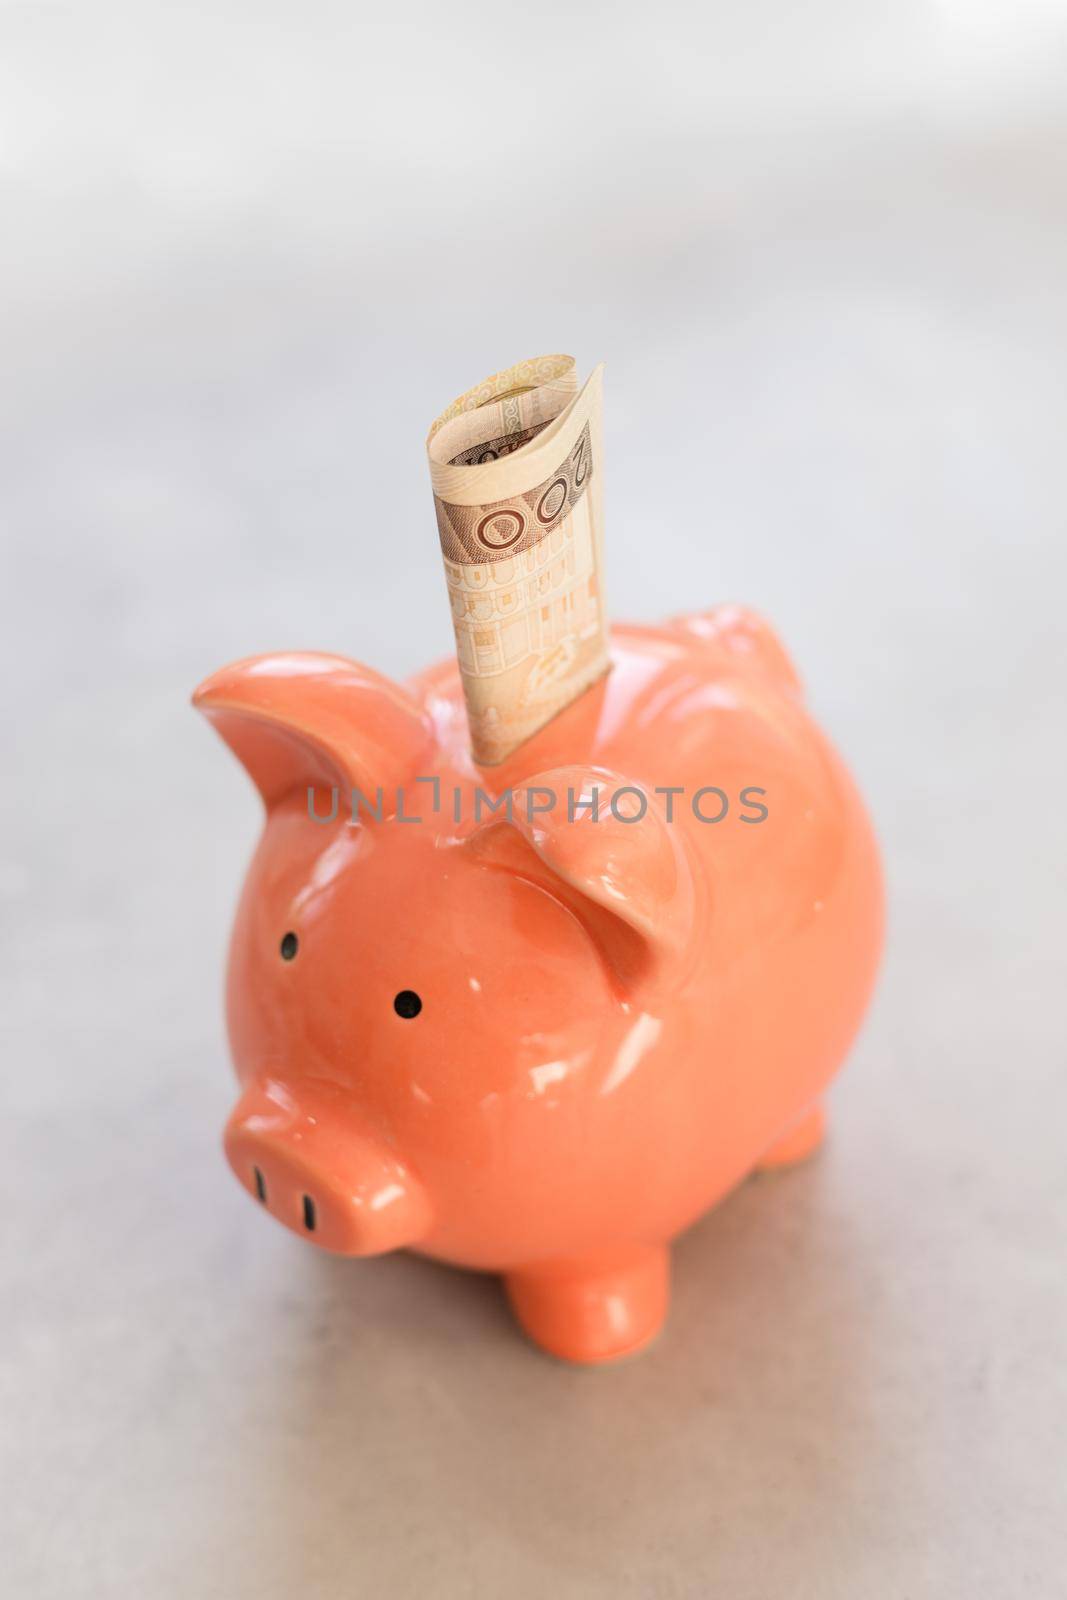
[393,990,422,1019]
[280,931,299,961]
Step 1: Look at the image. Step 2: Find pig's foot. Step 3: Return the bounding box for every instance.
[755,1104,826,1172]
[504,1244,670,1365]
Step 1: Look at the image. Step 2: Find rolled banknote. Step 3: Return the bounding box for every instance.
[426,354,610,766]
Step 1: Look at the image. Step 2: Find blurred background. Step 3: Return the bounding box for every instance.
[2,4,1066,1596]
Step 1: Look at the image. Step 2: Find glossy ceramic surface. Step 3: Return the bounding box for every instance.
[194,607,883,1362]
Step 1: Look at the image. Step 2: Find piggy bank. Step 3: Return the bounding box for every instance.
[194,607,882,1363]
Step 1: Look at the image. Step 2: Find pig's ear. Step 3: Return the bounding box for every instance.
[470,765,698,989]
[193,653,432,807]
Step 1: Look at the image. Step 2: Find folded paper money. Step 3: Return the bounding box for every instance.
[426,354,610,765]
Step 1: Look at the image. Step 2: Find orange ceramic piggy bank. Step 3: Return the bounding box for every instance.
[194,607,882,1363]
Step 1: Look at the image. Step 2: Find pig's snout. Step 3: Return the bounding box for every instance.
[224,1081,430,1256]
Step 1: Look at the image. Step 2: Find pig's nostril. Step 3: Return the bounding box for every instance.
[253,1166,267,1203]
[302,1194,317,1232]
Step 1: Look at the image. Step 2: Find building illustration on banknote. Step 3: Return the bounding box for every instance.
[442,514,603,748]
[426,356,609,765]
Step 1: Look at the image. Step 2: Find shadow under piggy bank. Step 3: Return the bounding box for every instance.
[178,1134,901,1597]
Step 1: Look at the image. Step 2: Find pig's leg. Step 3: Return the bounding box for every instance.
[504,1243,669,1364]
[755,1104,826,1171]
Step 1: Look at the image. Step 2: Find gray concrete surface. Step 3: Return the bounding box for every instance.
[2,4,1066,1595]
